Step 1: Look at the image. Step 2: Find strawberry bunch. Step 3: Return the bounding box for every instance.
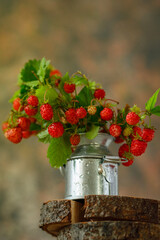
[2,58,160,168]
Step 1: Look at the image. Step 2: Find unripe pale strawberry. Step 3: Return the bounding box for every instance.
[123,127,132,137]
[48,122,64,138]
[87,106,97,115]
[126,112,140,125]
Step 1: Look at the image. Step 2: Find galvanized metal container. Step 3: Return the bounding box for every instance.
[61,133,126,200]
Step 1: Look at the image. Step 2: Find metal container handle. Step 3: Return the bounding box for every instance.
[103,155,128,164]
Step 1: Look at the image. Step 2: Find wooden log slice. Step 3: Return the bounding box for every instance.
[39,199,83,236]
[84,195,159,224]
[57,221,160,240]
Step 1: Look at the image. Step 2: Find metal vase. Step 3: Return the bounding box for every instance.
[61,133,126,200]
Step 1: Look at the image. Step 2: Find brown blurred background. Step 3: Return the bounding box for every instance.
[0,0,160,239]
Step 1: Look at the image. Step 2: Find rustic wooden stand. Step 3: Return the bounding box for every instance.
[39,195,160,239]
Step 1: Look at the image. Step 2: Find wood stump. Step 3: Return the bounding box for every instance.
[39,196,160,239]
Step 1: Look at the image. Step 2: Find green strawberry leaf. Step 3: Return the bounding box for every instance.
[37,129,52,143]
[23,80,39,88]
[72,75,88,86]
[86,125,100,139]
[47,133,72,168]
[37,57,50,83]
[36,86,58,105]
[9,89,20,103]
[145,88,160,111]
[18,59,41,84]
[150,106,160,116]
[30,123,42,131]
[76,86,93,106]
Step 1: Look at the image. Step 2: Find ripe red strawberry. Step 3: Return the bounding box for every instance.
[100,108,113,121]
[50,69,62,78]
[18,117,31,131]
[94,89,105,99]
[114,136,124,144]
[76,107,87,119]
[48,122,64,138]
[142,128,154,142]
[87,106,97,115]
[27,95,39,107]
[65,108,79,124]
[22,131,32,139]
[130,126,142,140]
[126,112,140,125]
[4,127,22,144]
[2,122,9,131]
[13,98,23,111]
[64,83,75,93]
[109,124,122,137]
[24,105,38,116]
[29,117,36,123]
[70,134,80,146]
[40,103,53,121]
[118,143,134,167]
[130,140,147,156]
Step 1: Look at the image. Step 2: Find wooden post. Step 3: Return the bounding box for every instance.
[39,196,160,239]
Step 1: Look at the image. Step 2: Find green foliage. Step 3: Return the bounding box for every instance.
[37,129,52,144]
[36,86,58,104]
[86,125,100,139]
[47,133,72,168]
[145,88,160,111]
[76,86,93,106]
[9,89,20,103]
[150,106,160,116]
[72,75,88,86]
[37,58,50,83]
[58,72,72,103]
[29,123,42,131]
[23,80,39,88]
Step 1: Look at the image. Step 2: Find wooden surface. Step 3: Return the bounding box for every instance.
[57,221,160,240]
[39,195,160,238]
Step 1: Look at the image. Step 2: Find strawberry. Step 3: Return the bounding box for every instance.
[50,69,62,78]
[130,126,142,140]
[65,108,79,124]
[27,95,39,107]
[87,106,97,115]
[48,122,64,138]
[130,140,147,156]
[76,107,87,119]
[70,134,80,145]
[94,89,105,99]
[109,124,122,137]
[24,105,38,116]
[22,131,32,139]
[29,117,36,123]
[114,136,124,144]
[126,112,140,125]
[123,127,132,137]
[118,143,134,167]
[142,128,154,142]
[5,127,22,144]
[2,122,9,131]
[40,103,53,121]
[64,83,75,93]
[13,98,23,111]
[100,108,113,121]
[18,117,31,131]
